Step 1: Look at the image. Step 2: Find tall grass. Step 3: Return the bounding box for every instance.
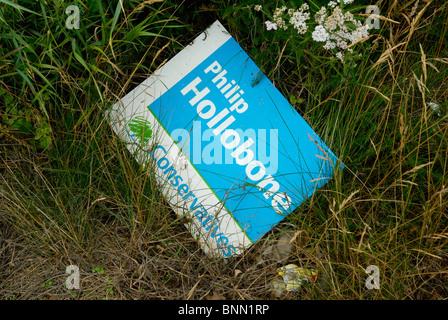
[1,0,447,299]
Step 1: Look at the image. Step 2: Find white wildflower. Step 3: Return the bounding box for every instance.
[272,7,288,30]
[312,25,330,42]
[349,24,370,43]
[315,6,327,24]
[278,17,288,30]
[336,51,344,61]
[289,7,310,34]
[265,20,278,31]
[254,4,262,12]
[296,25,308,34]
[337,0,355,4]
[344,11,354,22]
[273,6,287,17]
[323,40,337,50]
[428,102,441,116]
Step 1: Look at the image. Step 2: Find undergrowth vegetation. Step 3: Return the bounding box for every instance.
[1,0,447,299]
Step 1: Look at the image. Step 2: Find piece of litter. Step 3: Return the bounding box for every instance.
[277,264,318,292]
[270,278,287,297]
[256,232,294,265]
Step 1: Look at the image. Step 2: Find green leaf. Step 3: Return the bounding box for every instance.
[0,0,40,16]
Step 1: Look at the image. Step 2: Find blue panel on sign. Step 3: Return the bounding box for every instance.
[147,35,342,242]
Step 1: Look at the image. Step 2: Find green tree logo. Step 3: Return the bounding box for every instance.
[128,116,153,144]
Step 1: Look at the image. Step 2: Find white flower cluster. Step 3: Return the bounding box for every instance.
[263,4,310,34]
[313,4,370,61]
[331,0,355,5]
[255,1,370,63]
[428,102,441,116]
[273,6,288,30]
[311,25,329,42]
[265,20,277,31]
[288,4,311,34]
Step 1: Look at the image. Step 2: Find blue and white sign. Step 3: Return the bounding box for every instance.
[108,21,343,258]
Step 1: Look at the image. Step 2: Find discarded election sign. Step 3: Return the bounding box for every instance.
[108,21,343,258]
